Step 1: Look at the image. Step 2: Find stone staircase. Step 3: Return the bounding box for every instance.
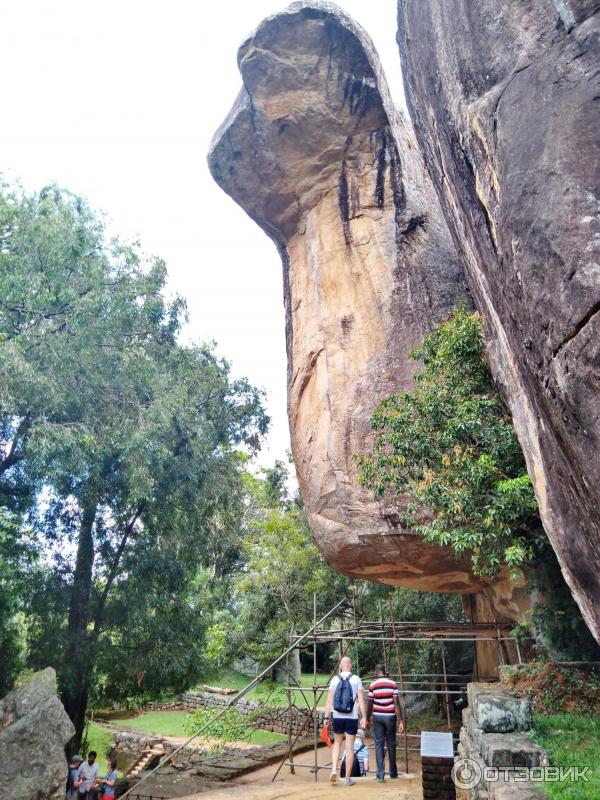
[125,745,166,781]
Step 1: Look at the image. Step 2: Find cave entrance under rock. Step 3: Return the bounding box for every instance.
[121,596,531,799]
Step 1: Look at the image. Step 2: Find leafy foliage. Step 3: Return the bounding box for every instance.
[0,182,267,744]
[502,662,600,715]
[528,553,600,662]
[358,308,540,576]
[231,462,344,665]
[0,509,35,692]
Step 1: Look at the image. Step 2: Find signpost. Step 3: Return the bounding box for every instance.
[420,731,456,799]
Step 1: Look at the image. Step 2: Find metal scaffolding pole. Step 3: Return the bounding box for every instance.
[313,592,318,782]
[120,598,348,800]
[388,595,409,775]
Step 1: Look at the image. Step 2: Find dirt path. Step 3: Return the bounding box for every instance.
[176,747,423,800]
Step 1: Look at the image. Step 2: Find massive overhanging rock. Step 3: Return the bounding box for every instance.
[209,1,479,591]
[397,0,600,640]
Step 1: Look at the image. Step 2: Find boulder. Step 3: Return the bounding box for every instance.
[208,1,479,592]
[467,685,532,733]
[0,668,75,800]
[397,0,600,641]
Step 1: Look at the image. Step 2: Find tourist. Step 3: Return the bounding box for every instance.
[95,757,118,799]
[323,656,367,786]
[75,751,99,800]
[66,755,83,799]
[367,663,404,782]
[340,727,369,778]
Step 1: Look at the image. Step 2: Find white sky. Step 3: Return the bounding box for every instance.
[0,0,405,469]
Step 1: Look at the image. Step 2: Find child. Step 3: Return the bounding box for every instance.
[340,728,369,778]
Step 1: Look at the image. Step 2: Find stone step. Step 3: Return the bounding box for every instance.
[480,734,548,769]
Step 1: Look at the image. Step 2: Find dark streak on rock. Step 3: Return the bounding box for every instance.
[387,132,406,216]
[340,314,354,335]
[277,242,294,387]
[339,136,353,248]
[343,75,376,118]
[375,129,387,209]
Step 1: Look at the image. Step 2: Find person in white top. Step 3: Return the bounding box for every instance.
[75,751,99,799]
[324,656,367,786]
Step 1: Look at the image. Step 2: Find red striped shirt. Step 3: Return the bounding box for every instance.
[368,678,399,715]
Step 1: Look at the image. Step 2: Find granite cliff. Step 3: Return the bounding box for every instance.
[209,1,478,592]
[397,0,600,641]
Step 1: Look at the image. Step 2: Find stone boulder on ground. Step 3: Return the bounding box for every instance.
[0,668,75,800]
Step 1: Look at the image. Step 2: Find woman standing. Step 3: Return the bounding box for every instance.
[95,758,118,799]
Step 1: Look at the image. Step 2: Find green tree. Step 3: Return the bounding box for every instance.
[0,183,267,747]
[231,463,347,667]
[358,309,540,577]
[0,509,35,692]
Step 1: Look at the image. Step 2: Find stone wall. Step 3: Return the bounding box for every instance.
[141,691,320,738]
[456,684,548,799]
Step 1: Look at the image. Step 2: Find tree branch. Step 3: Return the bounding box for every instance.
[91,503,144,642]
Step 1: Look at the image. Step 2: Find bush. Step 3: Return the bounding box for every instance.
[358,308,541,577]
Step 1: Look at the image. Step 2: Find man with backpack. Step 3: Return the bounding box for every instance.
[323,656,367,786]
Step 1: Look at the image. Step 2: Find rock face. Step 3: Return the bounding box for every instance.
[209,1,476,591]
[397,0,600,641]
[0,668,75,800]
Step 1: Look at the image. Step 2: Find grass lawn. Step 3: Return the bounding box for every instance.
[198,669,332,708]
[246,728,287,745]
[115,708,286,745]
[85,722,113,773]
[117,710,190,737]
[532,714,600,799]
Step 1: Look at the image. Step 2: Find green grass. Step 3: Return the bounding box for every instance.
[85,722,113,774]
[245,728,287,745]
[532,714,600,799]
[117,710,190,737]
[197,669,332,708]
[115,708,286,745]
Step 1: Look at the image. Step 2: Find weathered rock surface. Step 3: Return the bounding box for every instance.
[457,683,548,799]
[397,0,600,641]
[209,1,477,591]
[466,685,532,734]
[0,668,75,800]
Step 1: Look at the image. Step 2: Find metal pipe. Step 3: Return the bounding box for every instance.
[313,592,318,782]
[388,595,409,775]
[119,598,348,799]
[441,646,451,730]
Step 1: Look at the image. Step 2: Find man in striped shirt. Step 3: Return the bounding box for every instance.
[367,664,404,782]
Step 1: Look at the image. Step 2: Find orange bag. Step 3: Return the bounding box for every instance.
[320,721,333,748]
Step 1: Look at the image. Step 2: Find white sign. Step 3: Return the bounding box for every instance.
[420,731,454,758]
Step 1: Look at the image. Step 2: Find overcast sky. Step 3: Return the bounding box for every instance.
[0,0,405,470]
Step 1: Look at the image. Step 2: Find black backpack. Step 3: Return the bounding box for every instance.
[340,743,366,777]
[333,673,355,714]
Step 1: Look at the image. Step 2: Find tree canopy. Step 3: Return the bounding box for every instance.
[358,308,541,577]
[0,183,268,747]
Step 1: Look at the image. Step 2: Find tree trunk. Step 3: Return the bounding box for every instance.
[61,494,98,753]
